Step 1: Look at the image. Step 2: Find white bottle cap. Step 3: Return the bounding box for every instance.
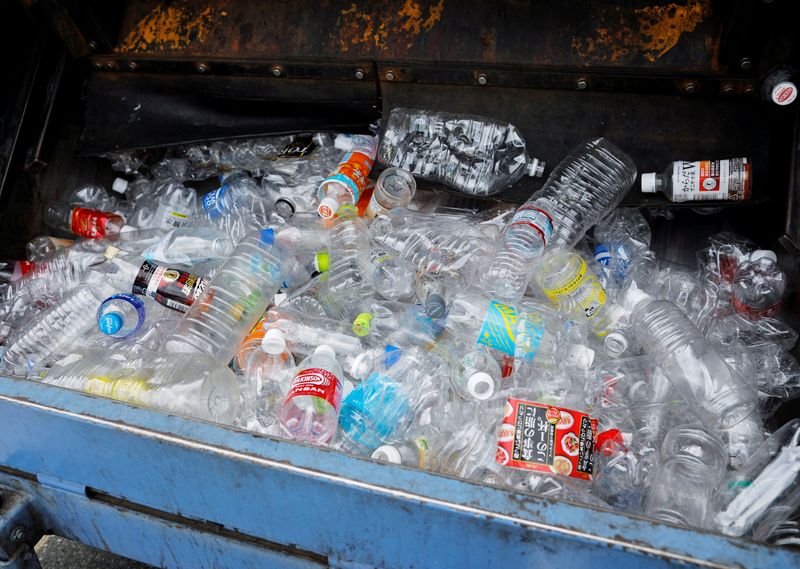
[111,177,129,195]
[641,173,657,193]
[372,445,402,464]
[103,245,121,260]
[273,292,288,306]
[771,81,797,106]
[467,372,495,400]
[317,197,340,219]
[566,345,595,369]
[314,344,336,360]
[261,329,287,355]
[604,331,629,357]
[749,249,777,263]
[526,158,546,178]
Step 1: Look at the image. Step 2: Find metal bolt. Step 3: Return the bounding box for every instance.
[92,61,102,70]
[127,61,138,71]
[10,526,27,543]
[683,81,697,94]
[744,83,756,95]
[196,62,209,73]
[740,57,752,70]
[354,68,365,80]
[271,65,283,77]
[477,74,488,85]
[88,41,97,51]
[576,77,589,90]
[722,83,735,95]
[385,70,396,81]
[103,61,115,71]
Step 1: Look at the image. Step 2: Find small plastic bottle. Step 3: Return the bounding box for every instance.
[317,135,377,219]
[279,344,343,446]
[365,168,417,218]
[732,250,787,320]
[243,329,296,412]
[450,345,502,401]
[96,294,146,338]
[45,202,126,239]
[641,157,751,202]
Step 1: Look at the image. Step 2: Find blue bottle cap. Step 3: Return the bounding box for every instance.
[259,228,275,245]
[98,312,124,335]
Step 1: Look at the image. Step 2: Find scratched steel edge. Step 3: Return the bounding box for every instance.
[87,53,758,98]
[1,376,796,568]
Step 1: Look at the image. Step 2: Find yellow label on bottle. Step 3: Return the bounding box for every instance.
[542,259,606,320]
[84,374,151,405]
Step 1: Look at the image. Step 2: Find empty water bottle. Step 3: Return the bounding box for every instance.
[46,202,127,239]
[318,135,377,219]
[142,226,234,267]
[365,167,417,218]
[641,157,751,202]
[732,250,787,320]
[96,294,146,338]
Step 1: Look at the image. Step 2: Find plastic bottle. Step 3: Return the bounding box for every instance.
[414,274,452,318]
[377,108,545,197]
[641,157,751,202]
[96,294,146,338]
[535,245,610,337]
[371,428,437,469]
[131,180,197,230]
[350,300,443,347]
[444,292,520,359]
[279,345,343,446]
[761,65,797,106]
[0,261,35,285]
[365,167,417,218]
[482,138,636,300]
[731,250,787,320]
[450,345,502,401]
[45,202,126,239]
[626,287,756,429]
[263,307,363,357]
[243,329,296,413]
[25,236,74,261]
[104,246,208,313]
[164,229,289,363]
[201,171,269,222]
[318,135,377,219]
[142,226,234,267]
[42,350,240,424]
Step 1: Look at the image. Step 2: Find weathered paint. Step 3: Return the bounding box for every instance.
[334,0,444,53]
[571,0,712,64]
[115,2,217,53]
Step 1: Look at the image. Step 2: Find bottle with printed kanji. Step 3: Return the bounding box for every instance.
[641,157,751,202]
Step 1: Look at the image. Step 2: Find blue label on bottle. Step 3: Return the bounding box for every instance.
[322,172,360,202]
[477,301,518,356]
[339,372,409,449]
[594,244,611,266]
[259,228,275,245]
[202,184,229,219]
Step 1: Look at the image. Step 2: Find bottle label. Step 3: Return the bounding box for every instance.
[495,398,597,481]
[670,158,751,202]
[69,207,117,239]
[368,247,393,265]
[320,139,377,205]
[162,209,191,228]
[542,260,606,320]
[84,374,151,405]
[731,294,781,320]
[286,367,342,412]
[477,301,518,356]
[132,260,207,313]
[279,135,317,158]
[508,205,553,247]
[201,185,229,218]
[365,194,387,218]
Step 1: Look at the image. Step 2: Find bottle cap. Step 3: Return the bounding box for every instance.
[749,249,777,263]
[425,294,447,319]
[318,197,340,219]
[273,292,288,306]
[314,251,330,273]
[604,331,629,357]
[641,173,657,193]
[467,372,495,400]
[314,344,336,360]
[103,245,120,260]
[526,158,546,178]
[372,445,402,464]
[274,198,296,218]
[347,351,374,381]
[771,81,797,106]
[98,312,124,335]
[111,177,129,195]
[261,329,287,355]
[259,228,275,245]
[352,313,373,337]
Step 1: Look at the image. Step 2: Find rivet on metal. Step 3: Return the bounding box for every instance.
[744,83,756,95]
[683,81,697,94]
[576,78,589,90]
[355,68,365,80]
[88,41,97,51]
[92,61,102,70]
[103,61,115,71]
[272,65,283,77]
[127,61,138,71]
[477,74,488,86]
[385,70,396,81]
[740,57,752,70]
[722,83,736,95]
[196,63,209,74]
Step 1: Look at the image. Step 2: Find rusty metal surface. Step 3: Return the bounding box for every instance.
[112,0,727,72]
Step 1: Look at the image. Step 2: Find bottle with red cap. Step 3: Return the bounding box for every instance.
[732,250,787,320]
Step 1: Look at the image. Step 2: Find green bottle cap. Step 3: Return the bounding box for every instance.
[352,312,373,337]
[315,251,329,273]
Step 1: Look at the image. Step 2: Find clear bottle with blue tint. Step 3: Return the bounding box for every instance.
[96,294,146,339]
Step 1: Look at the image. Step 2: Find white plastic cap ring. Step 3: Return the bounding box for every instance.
[641,173,657,193]
[604,331,629,357]
[467,372,495,400]
[317,197,340,219]
[749,249,778,264]
[372,445,402,464]
[261,329,287,355]
[111,177,129,195]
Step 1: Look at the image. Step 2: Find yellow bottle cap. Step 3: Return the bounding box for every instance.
[315,251,329,273]
[352,312,373,337]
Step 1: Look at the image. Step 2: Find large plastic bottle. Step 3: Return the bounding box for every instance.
[450,344,503,401]
[377,108,545,196]
[42,350,240,424]
[641,157,751,202]
[142,226,234,267]
[627,287,756,429]
[731,250,787,320]
[318,135,377,219]
[482,138,636,300]
[279,344,343,446]
[444,292,520,359]
[164,229,289,363]
[45,202,126,239]
[263,307,363,357]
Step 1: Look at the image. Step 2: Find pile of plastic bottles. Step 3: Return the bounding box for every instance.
[1,111,798,545]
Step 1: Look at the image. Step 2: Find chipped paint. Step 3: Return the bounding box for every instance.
[335,0,444,53]
[572,1,711,64]
[116,3,216,53]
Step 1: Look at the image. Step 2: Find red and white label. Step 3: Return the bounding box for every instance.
[69,207,118,238]
[772,82,797,106]
[731,294,781,320]
[670,158,751,202]
[508,205,553,247]
[495,398,597,481]
[286,367,342,411]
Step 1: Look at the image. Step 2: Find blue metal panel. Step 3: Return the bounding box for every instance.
[1,375,798,569]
